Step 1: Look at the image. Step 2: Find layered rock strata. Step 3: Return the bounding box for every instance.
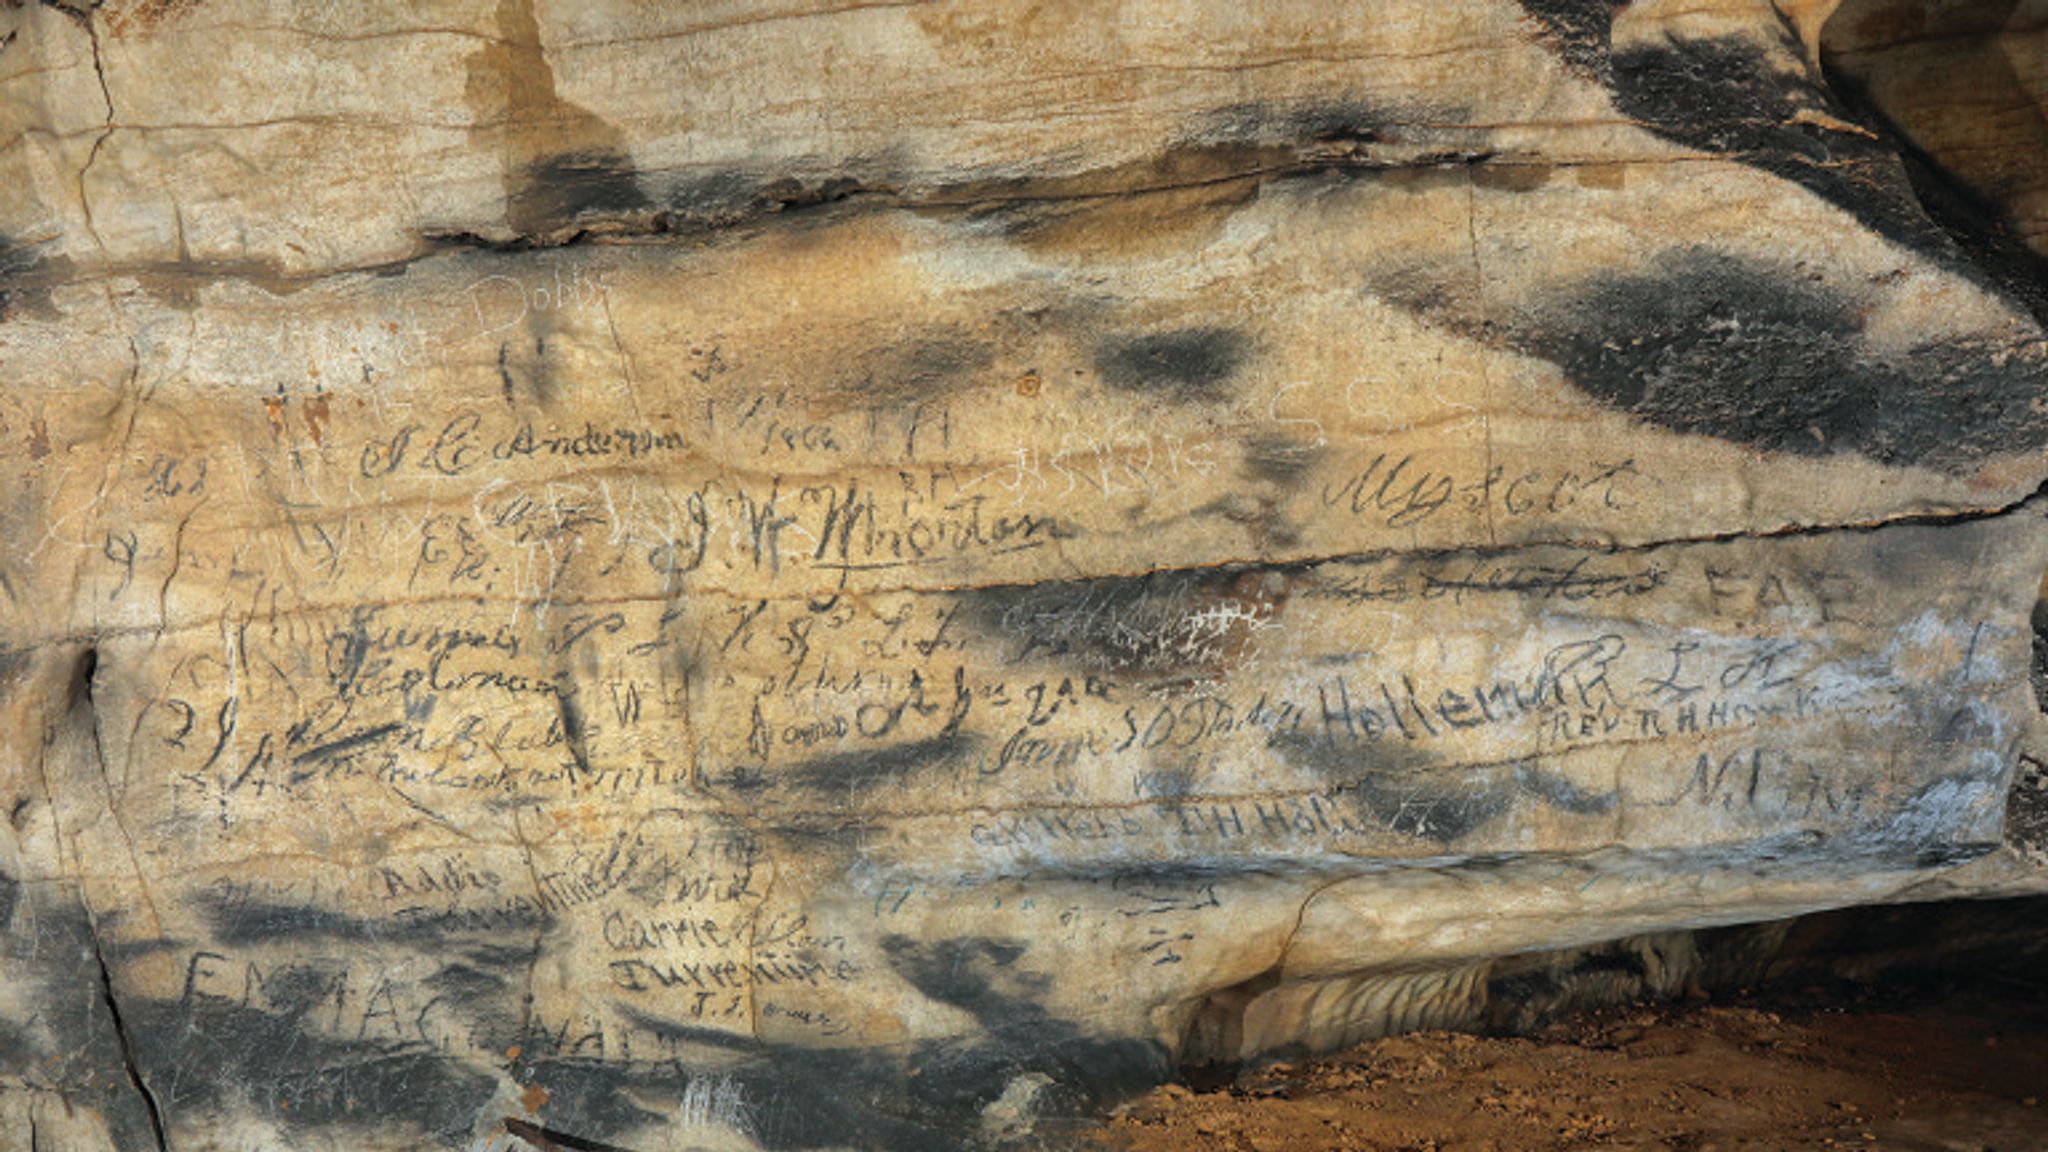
[1,1,2046,1148]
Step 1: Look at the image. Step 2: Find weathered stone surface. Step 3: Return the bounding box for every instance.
[1,1,2046,1149]
[1820,0,2048,317]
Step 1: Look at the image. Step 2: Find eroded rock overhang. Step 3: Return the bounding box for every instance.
[2,0,2047,1148]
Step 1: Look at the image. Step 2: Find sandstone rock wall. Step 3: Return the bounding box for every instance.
[1,1,2045,1149]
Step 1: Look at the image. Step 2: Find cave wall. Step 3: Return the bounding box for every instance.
[2,1,2047,1149]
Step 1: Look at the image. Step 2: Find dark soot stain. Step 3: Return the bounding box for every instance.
[1345,769,1514,845]
[125,996,495,1141]
[1517,248,2048,467]
[1514,0,1617,79]
[780,731,976,798]
[1093,327,1251,401]
[956,566,1284,680]
[1516,17,2039,308]
[1240,433,1325,486]
[1610,36,1954,261]
[511,151,653,233]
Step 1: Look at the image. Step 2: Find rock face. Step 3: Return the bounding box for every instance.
[2,1,2046,1149]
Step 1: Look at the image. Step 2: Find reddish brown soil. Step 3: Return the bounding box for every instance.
[1090,992,2048,1151]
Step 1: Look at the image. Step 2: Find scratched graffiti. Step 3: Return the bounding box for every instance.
[4,165,2047,1151]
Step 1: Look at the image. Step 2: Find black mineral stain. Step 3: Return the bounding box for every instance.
[1345,768,1514,844]
[1514,0,1618,79]
[192,888,552,946]
[888,936,1040,1011]
[2031,591,2048,715]
[505,1118,641,1152]
[649,167,885,234]
[194,894,391,944]
[558,690,594,777]
[470,0,654,238]
[502,1056,668,1144]
[1909,839,1996,870]
[1269,733,1521,846]
[1513,247,2048,468]
[1510,12,2044,315]
[1504,15,1941,252]
[422,961,514,1015]
[956,566,1288,681]
[1270,726,1441,778]
[726,1049,1002,1152]
[964,98,1423,245]
[879,935,1170,1130]
[1610,36,1956,261]
[779,731,977,799]
[0,233,35,317]
[124,995,496,1143]
[1192,96,1481,156]
[753,171,877,213]
[14,904,170,1152]
[997,858,1290,892]
[69,645,97,711]
[1094,860,1256,890]
[840,332,998,403]
[547,938,1169,1151]
[1093,327,1251,402]
[614,1007,765,1054]
[1368,257,1478,322]
[1515,763,1619,815]
[890,336,995,383]
[660,168,760,221]
[1197,99,1395,148]
[1273,727,1506,844]
[513,152,653,233]
[1134,763,1201,800]
[1240,433,1324,487]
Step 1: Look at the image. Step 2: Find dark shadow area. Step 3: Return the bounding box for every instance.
[1088,898,2048,1151]
[1820,0,2048,324]
[1699,894,2048,1009]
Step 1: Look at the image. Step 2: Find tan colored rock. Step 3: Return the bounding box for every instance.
[1,1,2046,1150]
[1823,0,2048,260]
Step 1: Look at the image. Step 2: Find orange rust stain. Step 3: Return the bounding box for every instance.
[520,1081,549,1113]
[104,0,204,38]
[303,394,331,446]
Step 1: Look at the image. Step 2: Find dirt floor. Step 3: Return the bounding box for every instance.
[1088,987,2048,1152]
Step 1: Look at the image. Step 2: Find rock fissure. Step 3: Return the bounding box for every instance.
[70,8,115,255]
[92,941,169,1152]
[5,482,2042,664]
